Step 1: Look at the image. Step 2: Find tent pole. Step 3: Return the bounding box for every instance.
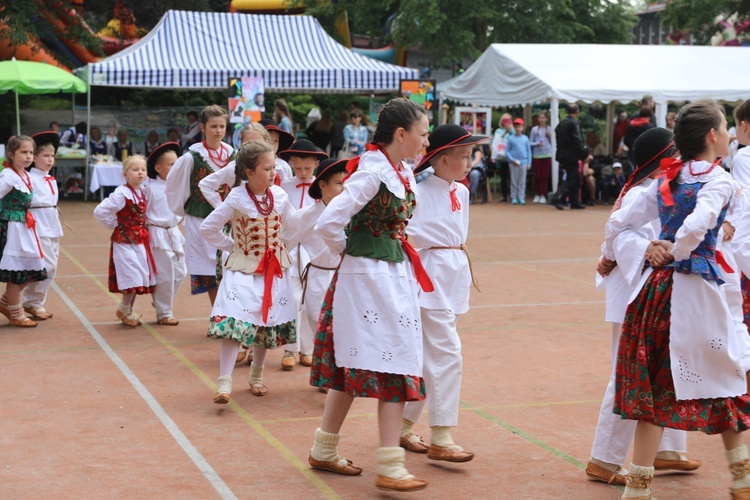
[15,91,21,135]
[605,102,614,156]
[655,101,667,128]
[550,98,560,193]
[72,93,76,126]
[85,64,92,202]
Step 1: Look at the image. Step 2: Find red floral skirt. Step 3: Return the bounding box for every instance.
[310,271,426,402]
[615,267,750,434]
[108,244,154,295]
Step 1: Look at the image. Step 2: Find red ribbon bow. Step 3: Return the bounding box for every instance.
[255,248,283,322]
[716,250,734,274]
[450,186,461,212]
[344,143,379,180]
[296,182,312,208]
[400,238,434,292]
[44,175,56,195]
[25,211,44,259]
[274,174,282,186]
[658,157,684,207]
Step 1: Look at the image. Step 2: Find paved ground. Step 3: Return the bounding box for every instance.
[0,199,734,499]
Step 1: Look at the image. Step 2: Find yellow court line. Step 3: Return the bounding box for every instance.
[58,245,340,500]
[504,261,596,287]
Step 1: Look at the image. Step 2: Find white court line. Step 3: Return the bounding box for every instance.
[473,300,604,309]
[51,282,237,500]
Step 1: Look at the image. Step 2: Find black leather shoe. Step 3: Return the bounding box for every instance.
[553,202,565,210]
[571,204,586,209]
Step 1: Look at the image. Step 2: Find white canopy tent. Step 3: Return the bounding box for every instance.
[440,44,750,190]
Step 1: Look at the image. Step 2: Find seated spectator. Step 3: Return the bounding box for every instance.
[89,126,107,156]
[143,130,161,157]
[604,161,626,203]
[167,127,180,143]
[60,121,87,148]
[49,121,61,135]
[109,129,134,162]
[468,145,486,203]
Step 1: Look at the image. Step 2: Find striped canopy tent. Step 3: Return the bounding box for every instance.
[79,10,418,92]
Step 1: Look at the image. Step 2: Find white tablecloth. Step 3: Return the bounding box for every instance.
[89,162,124,193]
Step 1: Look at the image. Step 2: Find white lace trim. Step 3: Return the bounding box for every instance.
[0,168,32,194]
[677,161,729,184]
[225,184,288,218]
[357,150,413,199]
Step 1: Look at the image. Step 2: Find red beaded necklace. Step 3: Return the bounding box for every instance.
[202,140,231,169]
[379,147,412,192]
[246,184,274,216]
[126,184,146,206]
[688,158,721,176]
[11,167,32,192]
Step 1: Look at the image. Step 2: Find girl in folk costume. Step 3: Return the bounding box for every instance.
[603,100,750,500]
[0,136,47,327]
[22,132,63,321]
[93,156,156,327]
[200,142,296,403]
[146,142,186,326]
[589,128,701,488]
[308,98,433,493]
[400,124,487,464]
[282,158,347,371]
[166,105,235,305]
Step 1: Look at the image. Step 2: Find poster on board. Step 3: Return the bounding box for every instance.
[399,79,437,129]
[228,76,265,124]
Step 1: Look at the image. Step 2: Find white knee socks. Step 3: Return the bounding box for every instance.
[727,445,750,490]
[622,464,653,499]
[377,447,413,480]
[311,428,340,462]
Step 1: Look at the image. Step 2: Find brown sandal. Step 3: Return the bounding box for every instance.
[24,307,53,320]
[400,433,429,453]
[156,317,180,326]
[116,310,142,327]
[250,384,268,396]
[308,455,363,475]
[9,317,37,328]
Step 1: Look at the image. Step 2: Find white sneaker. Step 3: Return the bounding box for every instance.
[539,196,546,204]
[533,195,540,204]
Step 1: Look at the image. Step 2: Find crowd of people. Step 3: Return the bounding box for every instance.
[7,94,750,498]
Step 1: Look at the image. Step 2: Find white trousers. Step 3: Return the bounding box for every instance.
[151,246,186,320]
[590,322,687,465]
[22,237,59,309]
[285,272,313,355]
[402,308,463,427]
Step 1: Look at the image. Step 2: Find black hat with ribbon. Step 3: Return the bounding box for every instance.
[308,158,348,200]
[630,127,676,186]
[415,124,489,173]
[278,138,329,162]
[31,131,61,154]
[147,141,181,179]
[259,118,295,153]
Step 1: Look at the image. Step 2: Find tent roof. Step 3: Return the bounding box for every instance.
[81,10,417,92]
[440,44,750,106]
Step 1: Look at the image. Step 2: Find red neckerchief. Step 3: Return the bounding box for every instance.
[450,184,461,212]
[44,175,56,195]
[296,182,312,208]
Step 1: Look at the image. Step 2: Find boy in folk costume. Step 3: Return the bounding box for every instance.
[259,118,295,184]
[166,105,235,305]
[400,124,485,463]
[21,132,63,321]
[282,158,347,370]
[146,142,186,326]
[278,139,328,369]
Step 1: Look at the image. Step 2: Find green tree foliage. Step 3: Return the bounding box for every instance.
[659,0,750,44]
[298,0,638,65]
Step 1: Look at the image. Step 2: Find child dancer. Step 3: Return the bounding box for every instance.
[21,132,63,321]
[505,118,531,205]
[279,139,328,369]
[308,98,432,492]
[146,142,186,325]
[282,158,347,370]
[0,136,47,327]
[166,105,234,305]
[400,124,487,463]
[603,99,750,500]
[588,128,700,487]
[200,141,296,403]
[729,100,750,329]
[94,155,156,327]
[260,118,294,183]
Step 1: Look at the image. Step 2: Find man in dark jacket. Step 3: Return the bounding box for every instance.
[552,103,590,210]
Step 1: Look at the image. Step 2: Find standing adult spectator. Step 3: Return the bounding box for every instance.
[274,99,293,134]
[181,111,201,153]
[666,111,676,132]
[624,107,655,172]
[306,109,333,152]
[612,110,629,157]
[490,114,513,202]
[551,103,589,210]
[529,111,553,204]
[631,94,656,126]
[343,110,369,157]
[329,110,347,159]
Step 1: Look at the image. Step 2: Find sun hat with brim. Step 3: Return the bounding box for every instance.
[31,131,60,154]
[630,127,675,186]
[415,124,489,173]
[278,138,329,162]
[146,142,181,179]
[260,118,294,152]
[308,158,348,200]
